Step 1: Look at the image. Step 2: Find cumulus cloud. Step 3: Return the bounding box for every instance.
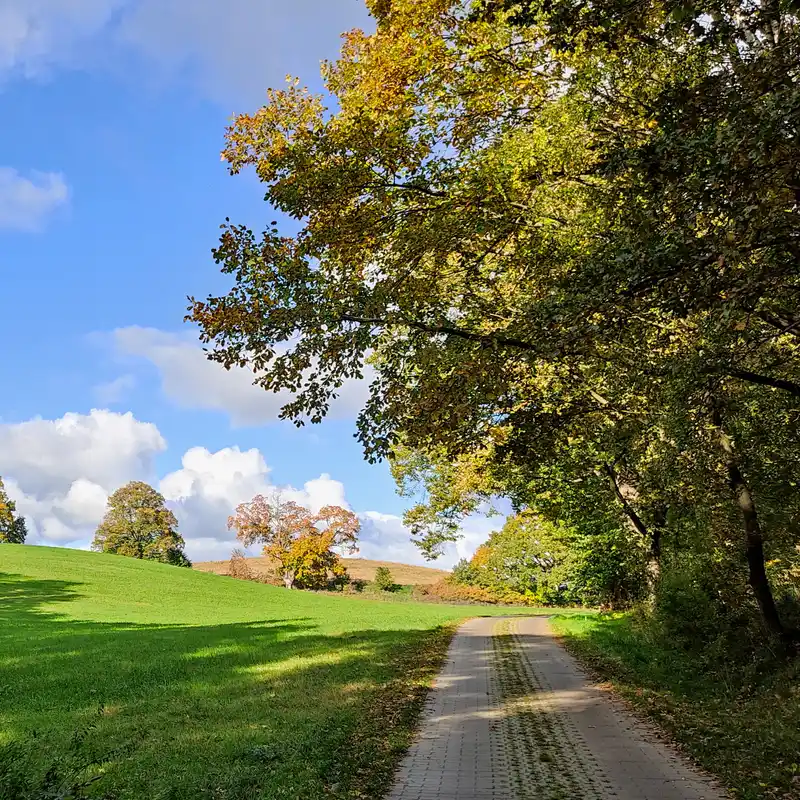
[0,167,69,231]
[357,510,504,569]
[0,410,166,546]
[0,410,490,565]
[160,446,353,559]
[161,447,494,567]
[111,326,371,427]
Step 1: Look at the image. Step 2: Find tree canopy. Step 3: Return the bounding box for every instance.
[0,478,27,545]
[190,0,800,639]
[227,492,360,589]
[92,482,191,567]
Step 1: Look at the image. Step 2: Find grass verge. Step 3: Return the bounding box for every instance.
[1,545,549,800]
[551,613,800,800]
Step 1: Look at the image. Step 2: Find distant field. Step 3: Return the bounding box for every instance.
[0,545,545,800]
[194,555,450,585]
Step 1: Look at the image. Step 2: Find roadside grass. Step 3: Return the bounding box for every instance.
[0,546,554,800]
[551,613,800,800]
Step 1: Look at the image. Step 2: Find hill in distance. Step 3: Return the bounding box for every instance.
[194,555,450,585]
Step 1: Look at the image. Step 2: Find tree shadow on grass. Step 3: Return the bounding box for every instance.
[0,572,446,800]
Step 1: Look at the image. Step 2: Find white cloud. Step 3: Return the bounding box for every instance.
[357,510,503,569]
[93,374,136,404]
[0,167,69,231]
[0,0,122,80]
[357,511,432,566]
[161,447,493,567]
[0,409,491,565]
[0,409,165,495]
[0,1,370,103]
[0,409,166,546]
[55,478,109,524]
[111,326,371,427]
[160,446,353,559]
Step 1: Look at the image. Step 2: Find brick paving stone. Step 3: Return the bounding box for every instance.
[387,616,730,800]
[387,617,510,800]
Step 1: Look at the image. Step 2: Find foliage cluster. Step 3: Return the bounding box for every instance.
[449,512,647,607]
[0,477,27,545]
[373,566,396,591]
[417,579,536,606]
[187,0,800,647]
[228,492,359,589]
[91,482,191,567]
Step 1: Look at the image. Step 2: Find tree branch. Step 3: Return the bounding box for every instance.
[340,313,538,351]
[725,369,800,397]
[602,463,651,542]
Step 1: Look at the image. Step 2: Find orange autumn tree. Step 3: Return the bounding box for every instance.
[227,492,359,589]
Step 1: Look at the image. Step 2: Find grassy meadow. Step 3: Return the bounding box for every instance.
[1,546,546,800]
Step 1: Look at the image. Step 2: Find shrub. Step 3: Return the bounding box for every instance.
[373,566,396,592]
[646,559,769,667]
[229,548,255,581]
[418,580,541,606]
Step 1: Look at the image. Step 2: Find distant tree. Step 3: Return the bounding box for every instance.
[450,512,647,607]
[228,548,255,581]
[373,566,395,592]
[92,481,191,567]
[228,492,359,589]
[0,478,27,544]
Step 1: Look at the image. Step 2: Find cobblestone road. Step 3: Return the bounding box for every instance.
[387,616,728,800]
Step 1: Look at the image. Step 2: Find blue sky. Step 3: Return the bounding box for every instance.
[0,0,499,566]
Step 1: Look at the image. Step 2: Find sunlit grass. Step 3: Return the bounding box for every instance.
[0,545,547,799]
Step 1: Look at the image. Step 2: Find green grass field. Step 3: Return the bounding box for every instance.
[1,546,550,800]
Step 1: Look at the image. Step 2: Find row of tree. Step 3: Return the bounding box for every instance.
[1,477,360,592]
[188,0,800,644]
[450,512,648,608]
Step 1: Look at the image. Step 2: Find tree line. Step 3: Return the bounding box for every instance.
[1,479,360,590]
[187,0,800,645]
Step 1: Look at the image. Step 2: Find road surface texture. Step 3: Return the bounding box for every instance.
[387,616,728,800]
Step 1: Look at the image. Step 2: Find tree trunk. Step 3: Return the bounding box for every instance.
[711,404,787,639]
[649,503,667,585]
[282,569,295,589]
[603,463,661,592]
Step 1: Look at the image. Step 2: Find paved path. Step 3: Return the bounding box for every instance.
[387,617,728,800]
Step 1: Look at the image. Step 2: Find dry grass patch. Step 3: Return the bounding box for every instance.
[194,556,450,586]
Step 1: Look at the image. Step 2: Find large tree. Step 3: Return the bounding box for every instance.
[227,492,360,589]
[0,478,27,544]
[190,0,799,637]
[92,482,191,567]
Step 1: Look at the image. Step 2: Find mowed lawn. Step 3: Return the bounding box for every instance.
[1,546,542,800]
